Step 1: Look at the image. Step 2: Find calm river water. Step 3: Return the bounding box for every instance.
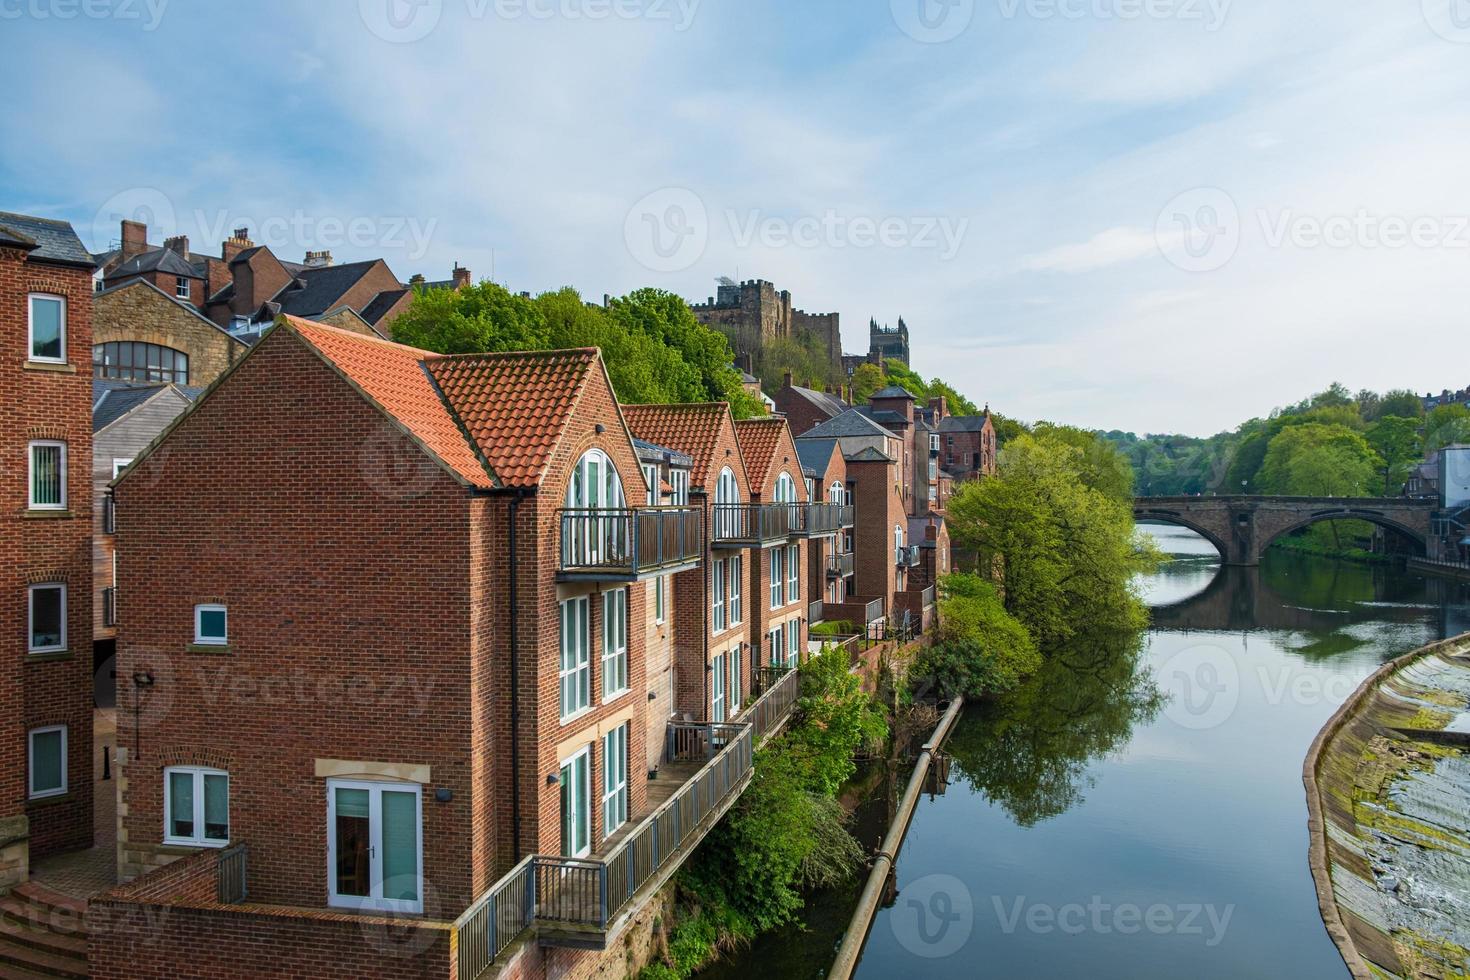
[711,523,1470,979]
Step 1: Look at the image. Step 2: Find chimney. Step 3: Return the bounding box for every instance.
[121,219,148,260]
[409,273,426,287]
[929,395,948,421]
[783,371,794,389]
[452,263,472,290]
[304,250,333,268]
[926,516,938,542]
[222,227,254,264]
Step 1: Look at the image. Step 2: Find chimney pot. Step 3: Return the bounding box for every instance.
[163,235,189,257]
[304,250,333,268]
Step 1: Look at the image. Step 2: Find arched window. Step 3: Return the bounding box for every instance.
[774,472,797,503]
[565,450,626,565]
[716,467,739,505]
[93,341,189,383]
[829,482,845,507]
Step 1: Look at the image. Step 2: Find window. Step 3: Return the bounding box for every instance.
[829,482,845,507]
[788,619,802,667]
[28,441,66,510]
[712,560,726,633]
[786,544,800,603]
[769,548,783,609]
[642,463,659,507]
[728,555,742,625]
[714,466,739,537]
[112,457,134,478]
[560,597,590,719]
[560,748,591,858]
[930,434,941,453]
[28,294,65,363]
[711,653,726,723]
[768,628,783,668]
[602,589,628,700]
[602,724,628,838]
[329,779,423,913]
[194,604,228,645]
[175,276,191,300]
[28,584,65,653]
[28,726,66,799]
[655,575,666,625]
[774,472,797,503]
[671,469,690,506]
[729,645,742,714]
[895,525,905,565]
[164,767,229,846]
[92,341,189,384]
[566,449,627,566]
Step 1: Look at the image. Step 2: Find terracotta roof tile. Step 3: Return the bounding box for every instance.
[622,403,730,489]
[285,316,493,488]
[733,417,790,495]
[425,348,600,489]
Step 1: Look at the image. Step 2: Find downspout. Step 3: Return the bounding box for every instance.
[507,488,530,861]
[702,492,711,715]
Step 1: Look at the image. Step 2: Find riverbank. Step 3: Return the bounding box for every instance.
[1305,633,1470,979]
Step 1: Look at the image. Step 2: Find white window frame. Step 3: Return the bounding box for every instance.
[787,544,800,603]
[194,603,228,646]
[788,619,802,667]
[602,589,629,701]
[112,457,135,478]
[560,746,592,858]
[175,276,191,300]
[769,547,783,609]
[27,583,66,654]
[711,652,726,723]
[655,574,666,625]
[712,559,726,634]
[671,469,690,506]
[27,725,67,799]
[163,766,230,847]
[728,555,742,625]
[27,293,66,364]
[326,779,424,914]
[560,597,591,720]
[768,628,783,668]
[601,724,629,839]
[28,440,67,510]
[642,463,658,507]
[729,645,742,714]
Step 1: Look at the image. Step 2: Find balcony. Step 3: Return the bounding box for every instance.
[897,544,921,568]
[559,508,703,581]
[102,587,117,628]
[711,503,790,548]
[454,670,801,972]
[827,552,855,580]
[789,503,854,538]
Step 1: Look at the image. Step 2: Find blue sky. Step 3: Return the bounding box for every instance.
[5,0,1470,435]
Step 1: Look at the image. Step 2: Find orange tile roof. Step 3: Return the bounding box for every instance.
[285,316,494,488]
[425,348,601,489]
[733,417,790,495]
[622,403,730,488]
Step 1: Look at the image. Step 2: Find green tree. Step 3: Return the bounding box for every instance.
[1258,423,1383,550]
[1374,389,1426,421]
[1031,423,1134,501]
[1366,416,1424,495]
[391,280,548,353]
[911,574,1040,697]
[1426,404,1470,453]
[849,362,885,403]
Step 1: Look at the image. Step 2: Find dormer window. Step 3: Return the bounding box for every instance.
[176,277,191,300]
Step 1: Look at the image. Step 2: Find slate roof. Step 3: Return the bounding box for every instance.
[783,384,848,419]
[268,260,388,319]
[870,385,918,401]
[633,437,693,469]
[855,405,907,427]
[360,288,410,326]
[622,403,731,489]
[0,212,93,267]
[107,247,202,280]
[425,347,602,489]
[733,417,792,495]
[796,438,840,479]
[938,415,993,433]
[92,382,202,431]
[287,316,494,488]
[802,409,898,441]
[845,446,895,463]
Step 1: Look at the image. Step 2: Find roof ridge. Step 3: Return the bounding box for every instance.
[284,314,432,356]
[427,346,600,363]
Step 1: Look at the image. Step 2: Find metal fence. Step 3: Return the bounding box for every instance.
[216,843,247,904]
[559,507,702,577]
[790,503,854,537]
[711,503,790,544]
[827,552,855,579]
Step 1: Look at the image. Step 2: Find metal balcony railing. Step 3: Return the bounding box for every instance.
[827,552,855,580]
[921,584,937,608]
[711,503,790,547]
[102,587,117,628]
[559,507,702,580]
[896,544,921,568]
[217,844,247,904]
[789,503,854,537]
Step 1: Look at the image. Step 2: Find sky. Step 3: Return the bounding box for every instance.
[4,0,1469,437]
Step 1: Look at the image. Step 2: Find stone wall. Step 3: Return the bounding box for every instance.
[95,280,247,387]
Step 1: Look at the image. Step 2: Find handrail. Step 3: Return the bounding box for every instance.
[827,552,855,579]
[790,502,854,536]
[559,507,702,576]
[711,503,791,543]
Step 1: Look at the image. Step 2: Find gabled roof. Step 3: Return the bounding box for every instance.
[95,277,249,345]
[938,415,993,433]
[733,417,794,495]
[107,247,202,280]
[622,403,731,488]
[870,385,918,401]
[286,316,494,488]
[92,382,200,432]
[424,347,603,489]
[845,446,894,463]
[796,438,840,479]
[361,288,411,326]
[783,384,848,419]
[633,437,693,469]
[0,212,93,267]
[268,260,393,320]
[802,409,898,441]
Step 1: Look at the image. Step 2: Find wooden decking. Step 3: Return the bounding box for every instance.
[595,760,702,857]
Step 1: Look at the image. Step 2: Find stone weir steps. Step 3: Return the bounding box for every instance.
[0,883,89,980]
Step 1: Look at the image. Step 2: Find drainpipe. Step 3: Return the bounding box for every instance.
[507,489,531,861]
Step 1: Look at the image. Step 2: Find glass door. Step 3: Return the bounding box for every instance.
[560,749,591,858]
[328,780,422,913]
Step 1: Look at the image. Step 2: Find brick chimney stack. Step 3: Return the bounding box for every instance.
[929,395,948,422]
[783,371,794,389]
[304,250,333,268]
[409,273,426,287]
[163,235,189,257]
[121,219,148,260]
[221,227,254,263]
[452,263,471,290]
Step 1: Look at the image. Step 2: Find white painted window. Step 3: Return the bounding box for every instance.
[175,277,191,299]
[671,469,690,506]
[328,779,423,913]
[602,589,628,700]
[28,440,66,510]
[655,574,666,625]
[642,463,658,507]
[112,457,135,478]
[560,747,591,858]
[829,481,844,507]
[28,726,66,799]
[714,466,740,538]
[774,472,797,503]
[788,619,802,667]
[769,548,783,609]
[728,556,742,625]
[768,628,783,668]
[560,597,590,719]
[565,449,627,566]
[711,653,726,723]
[712,559,726,633]
[28,294,65,363]
[164,767,229,846]
[786,544,800,603]
[729,645,742,714]
[601,724,628,838]
[28,584,66,653]
[194,604,228,646]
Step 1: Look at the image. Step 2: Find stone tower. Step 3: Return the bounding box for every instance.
[690,278,842,374]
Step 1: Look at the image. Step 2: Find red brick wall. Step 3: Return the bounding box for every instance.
[114,327,479,909]
[847,456,903,618]
[0,245,95,855]
[772,388,838,437]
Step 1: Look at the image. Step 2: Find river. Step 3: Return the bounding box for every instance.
[706,523,1470,979]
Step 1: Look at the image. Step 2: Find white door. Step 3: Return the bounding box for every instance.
[560,748,591,858]
[328,780,423,913]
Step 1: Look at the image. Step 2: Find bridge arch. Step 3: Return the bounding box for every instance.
[1135,513,1229,563]
[1260,510,1428,557]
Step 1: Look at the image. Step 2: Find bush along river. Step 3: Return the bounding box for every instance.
[705,523,1470,979]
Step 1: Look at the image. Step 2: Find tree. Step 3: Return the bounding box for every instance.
[1374,389,1426,421]
[911,574,1040,697]
[1426,404,1470,453]
[1031,423,1134,501]
[849,362,885,403]
[1258,423,1383,549]
[391,280,548,354]
[1366,416,1424,495]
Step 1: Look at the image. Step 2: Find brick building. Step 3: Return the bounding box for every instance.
[937,409,998,482]
[0,212,97,893]
[772,375,852,437]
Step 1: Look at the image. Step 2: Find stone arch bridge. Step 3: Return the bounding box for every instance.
[1134,495,1436,566]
